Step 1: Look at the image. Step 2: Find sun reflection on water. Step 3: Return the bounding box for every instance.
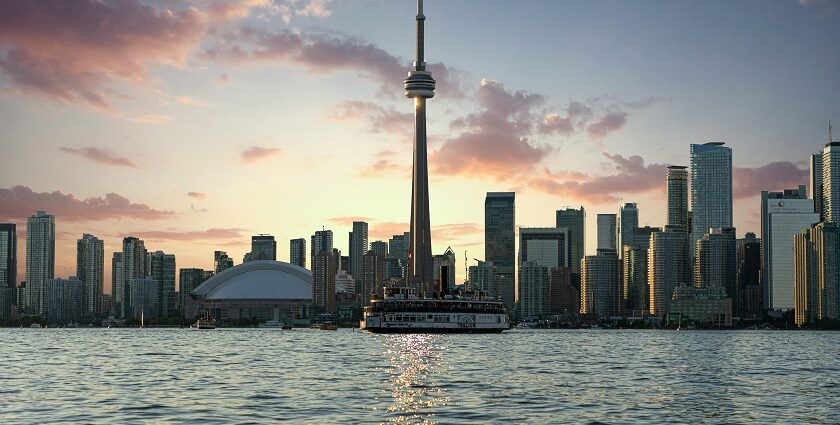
[382,334,450,424]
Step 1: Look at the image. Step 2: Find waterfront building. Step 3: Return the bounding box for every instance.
[310,230,334,272]
[313,249,339,314]
[370,241,388,259]
[129,277,160,320]
[290,238,306,269]
[694,228,737,303]
[432,247,456,292]
[618,203,639,257]
[0,285,13,321]
[349,221,368,294]
[519,227,568,269]
[737,233,762,319]
[25,211,55,315]
[149,251,176,317]
[179,268,210,315]
[667,166,689,229]
[580,249,620,318]
[761,186,818,312]
[0,223,16,290]
[622,245,646,314]
[214,251,233,274]
[76,233,104,318]
[597,214,617,251]
[549,266,578,314]
[111,253,123,317]
[122,237,147,319]
[185,261,312,323]
[362,250,386,303]
[690,142,733,255]
[468,260,498,300]
[519,261,550,319]
[245,234,276,262]
[822,142,840,223]
[486,192,516,308]
[669,286,732,327]
[556,207,586,277]
[335,270,355,295]
[811,153,824,219]
[46,277,83,325]
[649,226,690,317]
[794,223,840,326]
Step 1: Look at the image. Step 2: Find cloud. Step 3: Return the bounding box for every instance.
[431,79,549,179]
[798,0,840,14]
[733,161,809,199]
[174,95,207,107]
[295,0,333,18]
[241,146,282,163]
[587,111,628,139]
[528,153,668,204]
[203,27,464,98]
[186,192,208,200]
[0,185,174,222]
[217,73,230,84]
[59,147,137,168]
[432,223,482,241]
[369,222,409,240]
[124,228,246,242]
[329,101,413,136]
[127,114,172,124]
[0,0,208,109]
[326,216,373,225]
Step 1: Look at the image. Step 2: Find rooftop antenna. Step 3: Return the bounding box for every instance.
[830,120,833,143]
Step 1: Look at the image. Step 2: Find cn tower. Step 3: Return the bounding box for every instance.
[405,0,435,294]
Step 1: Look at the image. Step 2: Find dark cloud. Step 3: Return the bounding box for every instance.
[0,185,174,222]
[59,146,137,168]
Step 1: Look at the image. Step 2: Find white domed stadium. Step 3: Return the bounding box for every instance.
[185,260,313,324]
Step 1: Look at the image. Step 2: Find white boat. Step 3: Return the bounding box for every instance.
[191,317,217,330]
[258,320,285,329]
[29,323,41,329]
[361,287,510,334]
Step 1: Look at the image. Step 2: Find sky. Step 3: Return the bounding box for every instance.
[1,0,839,290]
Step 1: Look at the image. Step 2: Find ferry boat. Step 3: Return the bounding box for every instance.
[361,287,510,334]
[258,320,286,329]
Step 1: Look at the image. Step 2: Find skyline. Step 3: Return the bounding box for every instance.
[2,0,840,288]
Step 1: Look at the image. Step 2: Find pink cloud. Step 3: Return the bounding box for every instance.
[0,0,207,109]
[59,147,137,168]
[241,146,282,163]
[0,185,174,222]
[432,223,482,241]
[329,101,413,136]
[186,192,208,200]
[369,222,409,240]
[124,228,246,242]
[587,111,628,139]
[733,161,808,199]
[326,216,374,225]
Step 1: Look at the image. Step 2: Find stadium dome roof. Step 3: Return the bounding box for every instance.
[192,260,312,300]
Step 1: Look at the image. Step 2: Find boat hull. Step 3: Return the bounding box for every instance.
[362,326,506,334]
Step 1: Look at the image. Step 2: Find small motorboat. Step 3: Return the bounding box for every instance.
[29,323,42,329]
[258,320,284,329]
[191,317,217,330]
[319,321,338,331]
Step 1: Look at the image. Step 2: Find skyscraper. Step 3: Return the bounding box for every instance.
[111,252,123,317]
[597,214,617,251]
[290,238,306,269]
[214,251,233,274]
[761,186,818,312]
[618,203,639,257]
[122,237,147,319]
[690,143,733,253]
[549,267,578,314]
[361,250,385,304]
[794,223,840,326]
[794,228,817,326]
[25,211,55,315]
[519,261,550,319]
[313,249,339,314]
[76,233,104,318]
[648,226,690,317]
[622,245,647,314]
[370,241,388,259]
[468,260,498,300]
[432,247,456,293]
[310,230,333,272]
[388,232,410,279]
[46,277,82,325]
[556,207,585,276]
[486,192,515,308]
[822,142,840,223]
[149,251,176,317]
[694,228,737,302]
[580,249,620,318]
[667,166,689,229]
[404,0,436,293]
[349,221,368,295]
[737,232,762,319]
[519,227,568,269]
[811,153,824,219]
[179,268,209,315]
[245,235,276,262]
[0,223,17,290]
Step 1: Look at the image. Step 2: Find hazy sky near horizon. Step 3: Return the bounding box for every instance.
[1,0,839,289]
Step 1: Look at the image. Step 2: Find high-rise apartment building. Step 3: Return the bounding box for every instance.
[597,214,617,251]
[667,166,689,229]
[648,226,690,317]
[214,251,233,274]
[737,233,762,319]
[761,187,818,312]
[290,238,306,269]
[349,221,368,295]
[822,142,840,223]
[519,261,550,319]
[0,223,16,290]
[690,143,733,254]
[130,277,160,320]
[811,153,824,219]
[694,228,737,303]
[580,249,620,318]
[549,267,578,314]
[122,237,147,319]
[76,233,104,318]
[46,277,82,325]
[618,203,639,256]
[371,241,388,259]
[111,252,123,317]
[179,268,209,315]
[313,249,339,314]
[468,260,498,300]
[556,207,585,276]
[794,223,840,326]
[486,192,516,308]
[25,211,55,315]
[245,235,276,262]
[311,230,334,272]
[432,247,456,293]
[149,251,176,317]
[361,250,385,304]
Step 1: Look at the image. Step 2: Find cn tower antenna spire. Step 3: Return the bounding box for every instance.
[404,0,436,295]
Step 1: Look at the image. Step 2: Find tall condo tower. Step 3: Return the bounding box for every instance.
[690,143,733,252]
[667,166,689,229]
[405,0,436,293]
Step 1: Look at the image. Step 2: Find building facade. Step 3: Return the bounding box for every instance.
[556,207,586,277]
[76,233,104,318]
[694,228,737,302]
[130,277,160,320]
[122,237,147,319]
[349,221,368,294]
[649,226,690,317]
[313,249,339,314]
[667,166,689,229]
[290,238,307,269]
[519,261,550,319]
[549,267,578,314]
[25,211,55,315]
[690,143,733,255]
[485,192,516,308]
[822,142,840,223]
[149,251,176,317]
[811,153,824,220]
[362,250,386,304]
[468,260,498,300]
[669,286,732,327]
[580,250,620,318]
[310,230,334,273]
[46,277,82,325]
[214,251,233,274]
[245,235,276,262]
[597,214,617,252]
[618,203,639,257]
[179,268,210,315]
[0,223,16,290]
[737,233,762,319]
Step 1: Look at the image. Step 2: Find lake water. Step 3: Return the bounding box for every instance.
[2,329,839,424]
